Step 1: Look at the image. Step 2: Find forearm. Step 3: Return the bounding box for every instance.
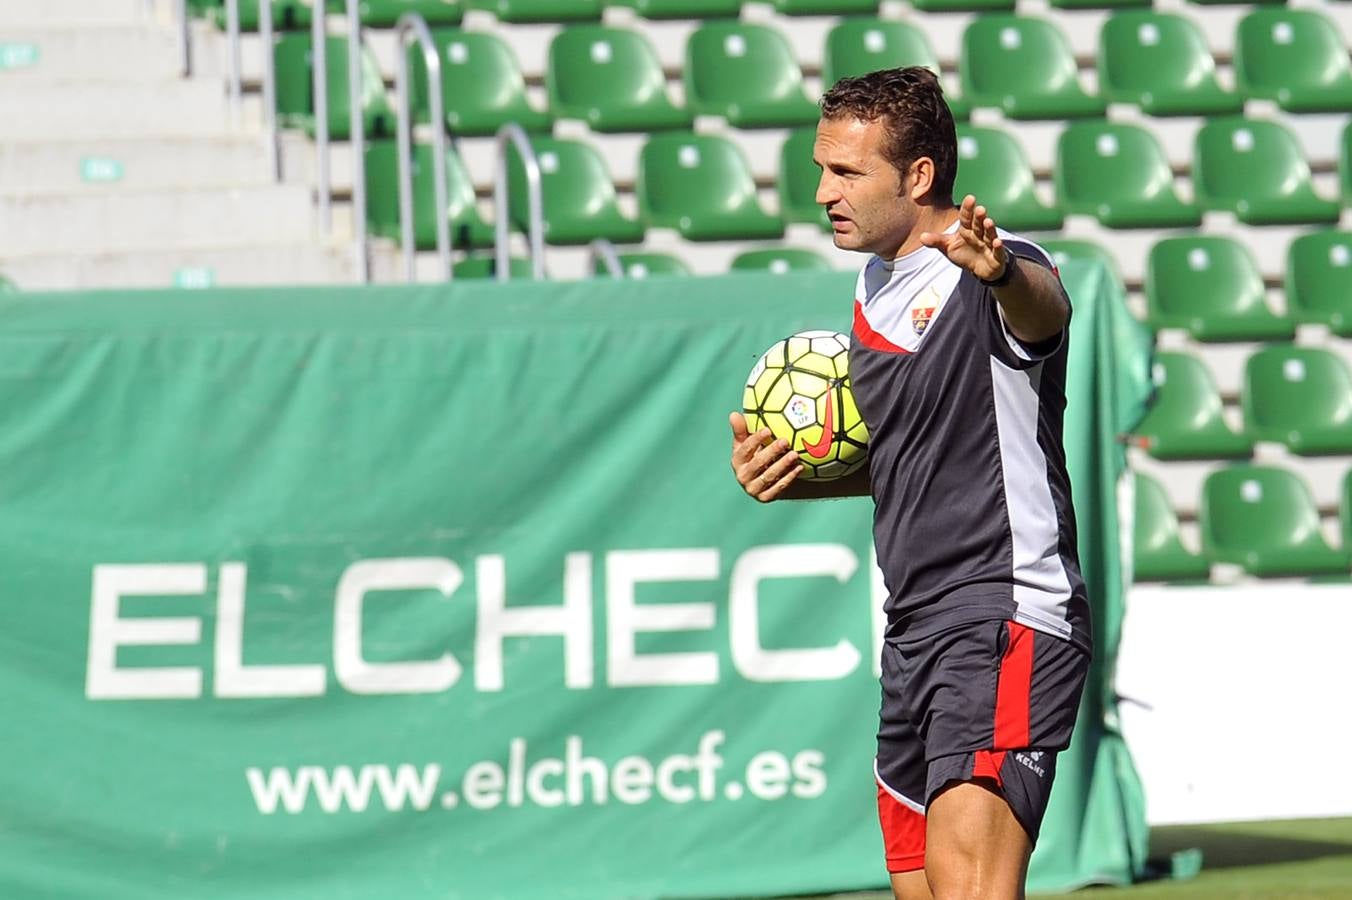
[992,256,1068,344]
[780,465,871,500]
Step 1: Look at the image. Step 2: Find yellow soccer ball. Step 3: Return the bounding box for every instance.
[742,330,869,482]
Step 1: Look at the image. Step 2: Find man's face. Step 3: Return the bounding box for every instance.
[813,116,914,259]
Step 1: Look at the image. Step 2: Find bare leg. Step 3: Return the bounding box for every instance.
[890,870,935,900]
[923,781,1031,900]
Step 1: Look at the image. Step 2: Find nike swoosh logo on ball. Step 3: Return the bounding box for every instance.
[803,392,834,459]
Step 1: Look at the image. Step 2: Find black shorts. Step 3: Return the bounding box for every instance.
[874,618,1090,874]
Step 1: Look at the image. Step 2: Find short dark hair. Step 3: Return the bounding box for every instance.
[819,67,957,204]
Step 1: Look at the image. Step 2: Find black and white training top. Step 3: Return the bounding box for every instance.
[848,223,1093,654]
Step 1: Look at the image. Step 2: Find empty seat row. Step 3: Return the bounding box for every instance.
[1133,345,1352,460]
[1134,466,1352,582]
[364,116,1345,263]
[263,10,1352,144]
[366,131,804,246]
[1144,231,1352,341]
[192,0,896,25]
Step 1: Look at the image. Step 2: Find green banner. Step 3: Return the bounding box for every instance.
[0,267,1148,898]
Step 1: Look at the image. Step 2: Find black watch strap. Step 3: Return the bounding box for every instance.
[980,252,1019,288]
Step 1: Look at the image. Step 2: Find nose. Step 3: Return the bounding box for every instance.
[815,171,842,208]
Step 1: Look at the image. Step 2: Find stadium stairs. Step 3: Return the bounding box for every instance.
[0,0,399,289]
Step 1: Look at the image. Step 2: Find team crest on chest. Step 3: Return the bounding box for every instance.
[910,284,944,336]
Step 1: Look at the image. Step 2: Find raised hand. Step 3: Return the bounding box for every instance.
[729,411,802,503]
[919,194,1008,283]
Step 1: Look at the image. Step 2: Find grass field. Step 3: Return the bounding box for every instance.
[811,817,1352,899]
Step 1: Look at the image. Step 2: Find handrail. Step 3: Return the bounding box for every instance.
[588,239,623,278]
[394,14,451,282]
[345,0,369,282]
[493,123,545,283]
[311,0,369,281]
[175,0,192,77]
[225,0,242,119]
[259,0,280,181]
[312,0,330,231]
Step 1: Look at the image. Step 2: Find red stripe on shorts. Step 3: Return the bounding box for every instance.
[972,749,1007,787]
[994,621,1034,749]
[876,781,926,873]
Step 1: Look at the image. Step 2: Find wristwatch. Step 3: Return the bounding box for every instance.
[980,252,1019,288]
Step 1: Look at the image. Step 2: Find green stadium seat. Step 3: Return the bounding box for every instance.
[364,140,493,251]
[822,20,970,119]
[592,252,692,278]
[685,22,818,128]
[1343,120,1352,201]
[207,0,307,29]
[1133,472,1211,582]
[824,19,938,85]
[1099,12,1242,116]
[507,136,643,246]
[1189,0,1282,8]
[1056,122,1200,229]
[217,0,462,29]
[1039,238,1120,278]
[1341,470,1352,557]
[274,34,393,140]
[1201,465,1347,576]
[954,126,1062,232]
[615,0,741,18]
[731,248,833,273]
[410,29,551,136]
[1287,230,1352,335]
[913,0,1012,14]
[1243,347,1352,455]
[1145,236,1293,341]
[1194,118,1341,225]
[322,0,463,25]
[1051,0,1147,11]
[638,133,784,241]
[464,0,600,21]
[453,255,534,279]
[1236,9,1352,112]
[547,26,689,132]
[779,128,828,231]
[0,274,15,292]
[772,0,877,13]
[1133,351,1253,459]
[960,16,1105,119]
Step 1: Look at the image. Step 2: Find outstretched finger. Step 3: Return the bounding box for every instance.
[958,194,977,231]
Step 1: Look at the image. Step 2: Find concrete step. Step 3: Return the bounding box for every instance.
[0,79,235,140]
[0,0,145,26]
[0,241,367,291]
[0,183,315,255]
[0,135,276,194]
[0,25,179,82]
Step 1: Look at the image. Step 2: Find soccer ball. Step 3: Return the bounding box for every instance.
[742,330,869,482]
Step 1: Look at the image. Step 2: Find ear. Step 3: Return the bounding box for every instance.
[907,156,937,202]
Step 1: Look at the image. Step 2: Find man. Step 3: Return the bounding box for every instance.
[727,68,1092,900]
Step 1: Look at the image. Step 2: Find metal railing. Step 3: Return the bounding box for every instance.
[394,14,451,282]
[312,0,369,281]
[588,239,623,278]
[258,0,280,181]
[174,0,192,76]
[225,0,241,116]
[494,123,546,282]
[220,0,280,181]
